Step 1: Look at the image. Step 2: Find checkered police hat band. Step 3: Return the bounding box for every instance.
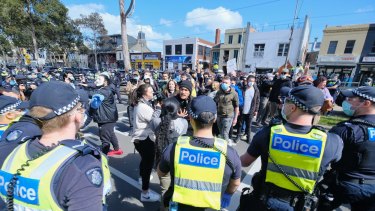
[353,89,375,102]
[54,96,80,116]
[289,94,309,112]
[0,101,22,114]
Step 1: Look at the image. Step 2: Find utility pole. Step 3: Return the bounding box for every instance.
[119,0,135,72]
[284,0,299,69]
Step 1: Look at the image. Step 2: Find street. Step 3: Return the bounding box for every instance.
[81,96,260,211]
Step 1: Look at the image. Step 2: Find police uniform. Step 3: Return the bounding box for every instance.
[0,81,111,211]
[329,86,375,210]
[0,96,29,139]
[244,86,343,210]
[158,96,242,211]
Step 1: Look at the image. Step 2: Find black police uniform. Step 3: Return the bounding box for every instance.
[330,115,375,210]
[0,115,42,165]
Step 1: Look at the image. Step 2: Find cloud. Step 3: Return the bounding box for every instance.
[159,18,173,27]
[66,3,171,52]
[355,6,374,13]
[185,7,243,31]
[67,3,105,19]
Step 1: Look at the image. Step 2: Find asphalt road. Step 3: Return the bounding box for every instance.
[83,95,349,211]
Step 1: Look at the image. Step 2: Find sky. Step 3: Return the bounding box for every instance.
[61,0,375,52]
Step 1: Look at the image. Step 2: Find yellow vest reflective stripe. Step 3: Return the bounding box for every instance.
[266,125,327,194]
[173,136,227,210]
[0,142,111,210]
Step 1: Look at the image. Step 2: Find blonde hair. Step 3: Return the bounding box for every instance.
[30,105,77,133]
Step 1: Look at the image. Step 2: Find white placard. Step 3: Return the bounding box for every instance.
[168,62,173,70]
[227,58,237,74]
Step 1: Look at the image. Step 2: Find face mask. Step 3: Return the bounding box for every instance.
[134,76,139,80]
[280,75,287,80]
[221,83,229,91]
[248,82,254,87]
[10,80,16,86]
[281,104,292,121]
[342,100,355,117]
[69,76,75,81]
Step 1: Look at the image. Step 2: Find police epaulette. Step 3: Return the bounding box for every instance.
[349,119,375,127]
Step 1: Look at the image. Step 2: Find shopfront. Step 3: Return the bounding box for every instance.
[358,56,375,85]
[130,53,161,70]
[164,56,193,71]
[317,55,360,85]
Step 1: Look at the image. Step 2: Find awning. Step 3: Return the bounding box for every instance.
[317,63,356,67]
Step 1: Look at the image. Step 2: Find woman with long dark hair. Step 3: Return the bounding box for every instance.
[162,79,179,98]
[151,98,188,211]
[131,83,161,202]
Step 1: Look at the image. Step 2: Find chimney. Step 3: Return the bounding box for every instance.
[215,28,221,44]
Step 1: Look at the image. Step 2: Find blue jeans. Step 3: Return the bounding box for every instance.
[265,197,294,211]
[333,180,375,211]
[217,116,233,141]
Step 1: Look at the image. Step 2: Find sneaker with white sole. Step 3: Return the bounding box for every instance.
[138,174,154,186]
[140,191,160,202]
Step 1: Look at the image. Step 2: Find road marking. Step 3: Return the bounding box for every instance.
[109,167,160,201]
[83,135,160,201]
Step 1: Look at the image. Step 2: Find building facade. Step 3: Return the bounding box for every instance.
[244,16,310,74]
[163,37,215,71]
[128,52,161,70]
[357,24,375,85]
[317,24,372,85]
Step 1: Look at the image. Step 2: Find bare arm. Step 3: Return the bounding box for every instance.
[240,152,257,167]
[225,178,241,194]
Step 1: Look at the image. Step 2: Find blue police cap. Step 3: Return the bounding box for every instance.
[0,96,29,115]
[29,81,80,120]
[341,86,375,103]
[288,85,324,114]
[189,95,217,123]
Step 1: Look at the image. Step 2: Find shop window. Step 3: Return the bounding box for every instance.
[277,43,289,56]
[186,44,193,54]
[344,40,355,54]
[228,35,233,44]
[175,45,182,55]
[165,45,172,55]
[327,41,338,54]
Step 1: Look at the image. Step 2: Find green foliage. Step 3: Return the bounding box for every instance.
[318,115,349,127]
[0,0,85,55]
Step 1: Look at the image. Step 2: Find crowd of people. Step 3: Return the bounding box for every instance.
[0,64,374,211]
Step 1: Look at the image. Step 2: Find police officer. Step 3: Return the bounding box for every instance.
[0,95,28,139]
[157,95,242,211]
[240,85,343,210]
[329,86,375,210]
[0,81,111,211]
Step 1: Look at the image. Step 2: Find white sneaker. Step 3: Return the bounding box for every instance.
[227,139,236,146]
[138,174,154,186]
[140,191,160,202]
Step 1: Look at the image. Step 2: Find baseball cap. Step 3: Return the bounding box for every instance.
[0,96,29,115]
[341,86,375,103]
[189,95,217,123]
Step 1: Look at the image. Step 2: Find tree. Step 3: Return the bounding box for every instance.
[119,0,135,72]
[0,0,85,66]
[74,12,107,70]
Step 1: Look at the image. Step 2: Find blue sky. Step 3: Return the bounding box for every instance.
[62,0,375,52]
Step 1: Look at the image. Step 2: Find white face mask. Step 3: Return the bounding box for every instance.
[248,82,254,87]
[95,78,104,87]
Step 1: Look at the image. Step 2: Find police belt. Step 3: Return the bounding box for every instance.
[263,183,305,204]
[339,177,375,185]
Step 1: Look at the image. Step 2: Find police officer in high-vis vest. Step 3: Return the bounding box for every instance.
[0,95,28,139]
[157,95,242,211]
[329,86,375,210]
[0,81,111,211]
[240,85,343,210]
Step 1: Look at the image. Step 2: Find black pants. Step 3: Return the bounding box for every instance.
[98,122,119,154]
[115,86,122,102]
[237,113,254,143]
[134,137,155,191]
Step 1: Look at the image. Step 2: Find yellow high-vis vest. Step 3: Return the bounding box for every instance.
[266,125,327,193]
[0,141,111,210]
[173,136,227,210]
